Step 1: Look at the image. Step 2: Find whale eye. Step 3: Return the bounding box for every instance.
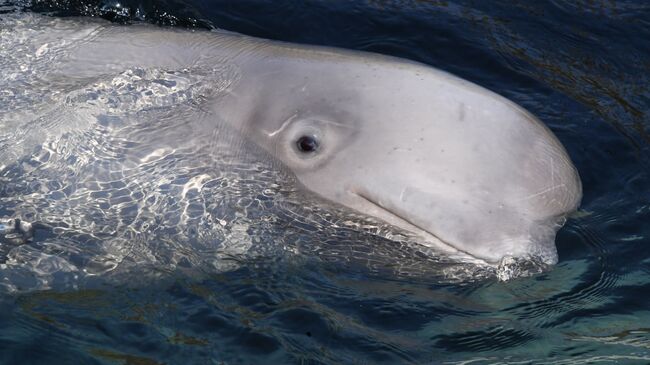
[296,135,319,153]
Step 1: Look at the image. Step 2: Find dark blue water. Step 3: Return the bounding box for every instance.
[1,1,650,364]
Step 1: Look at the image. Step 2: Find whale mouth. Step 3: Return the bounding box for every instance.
[351,190,489,264]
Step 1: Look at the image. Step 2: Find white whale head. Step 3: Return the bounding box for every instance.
[53,23,581,265]
[226,44,582,265]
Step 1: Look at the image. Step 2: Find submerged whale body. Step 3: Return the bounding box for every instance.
[0,14,581,288]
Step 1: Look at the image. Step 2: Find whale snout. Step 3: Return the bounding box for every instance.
[354,184,565,264]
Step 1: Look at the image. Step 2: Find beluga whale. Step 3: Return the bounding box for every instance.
[0,13,581,286]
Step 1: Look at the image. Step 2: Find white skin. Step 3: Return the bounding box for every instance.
[42,19,582,264]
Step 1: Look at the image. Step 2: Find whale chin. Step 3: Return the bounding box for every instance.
[344,186,561,266]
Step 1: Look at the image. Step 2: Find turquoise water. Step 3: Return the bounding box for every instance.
[1,1,649,364]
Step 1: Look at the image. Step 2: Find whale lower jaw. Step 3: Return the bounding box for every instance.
[349,191,492,265]
[349,190,559,267]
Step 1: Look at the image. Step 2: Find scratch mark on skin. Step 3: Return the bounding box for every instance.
[265,113,299,137]
[518,184,566,202]
[399,187,407,202]
[551,156,555,185]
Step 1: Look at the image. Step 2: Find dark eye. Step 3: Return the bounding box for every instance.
[296,135,319,153]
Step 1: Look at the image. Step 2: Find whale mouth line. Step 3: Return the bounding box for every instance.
[351,190,488,264]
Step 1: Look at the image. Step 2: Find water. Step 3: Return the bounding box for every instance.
[0,1,649,364]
